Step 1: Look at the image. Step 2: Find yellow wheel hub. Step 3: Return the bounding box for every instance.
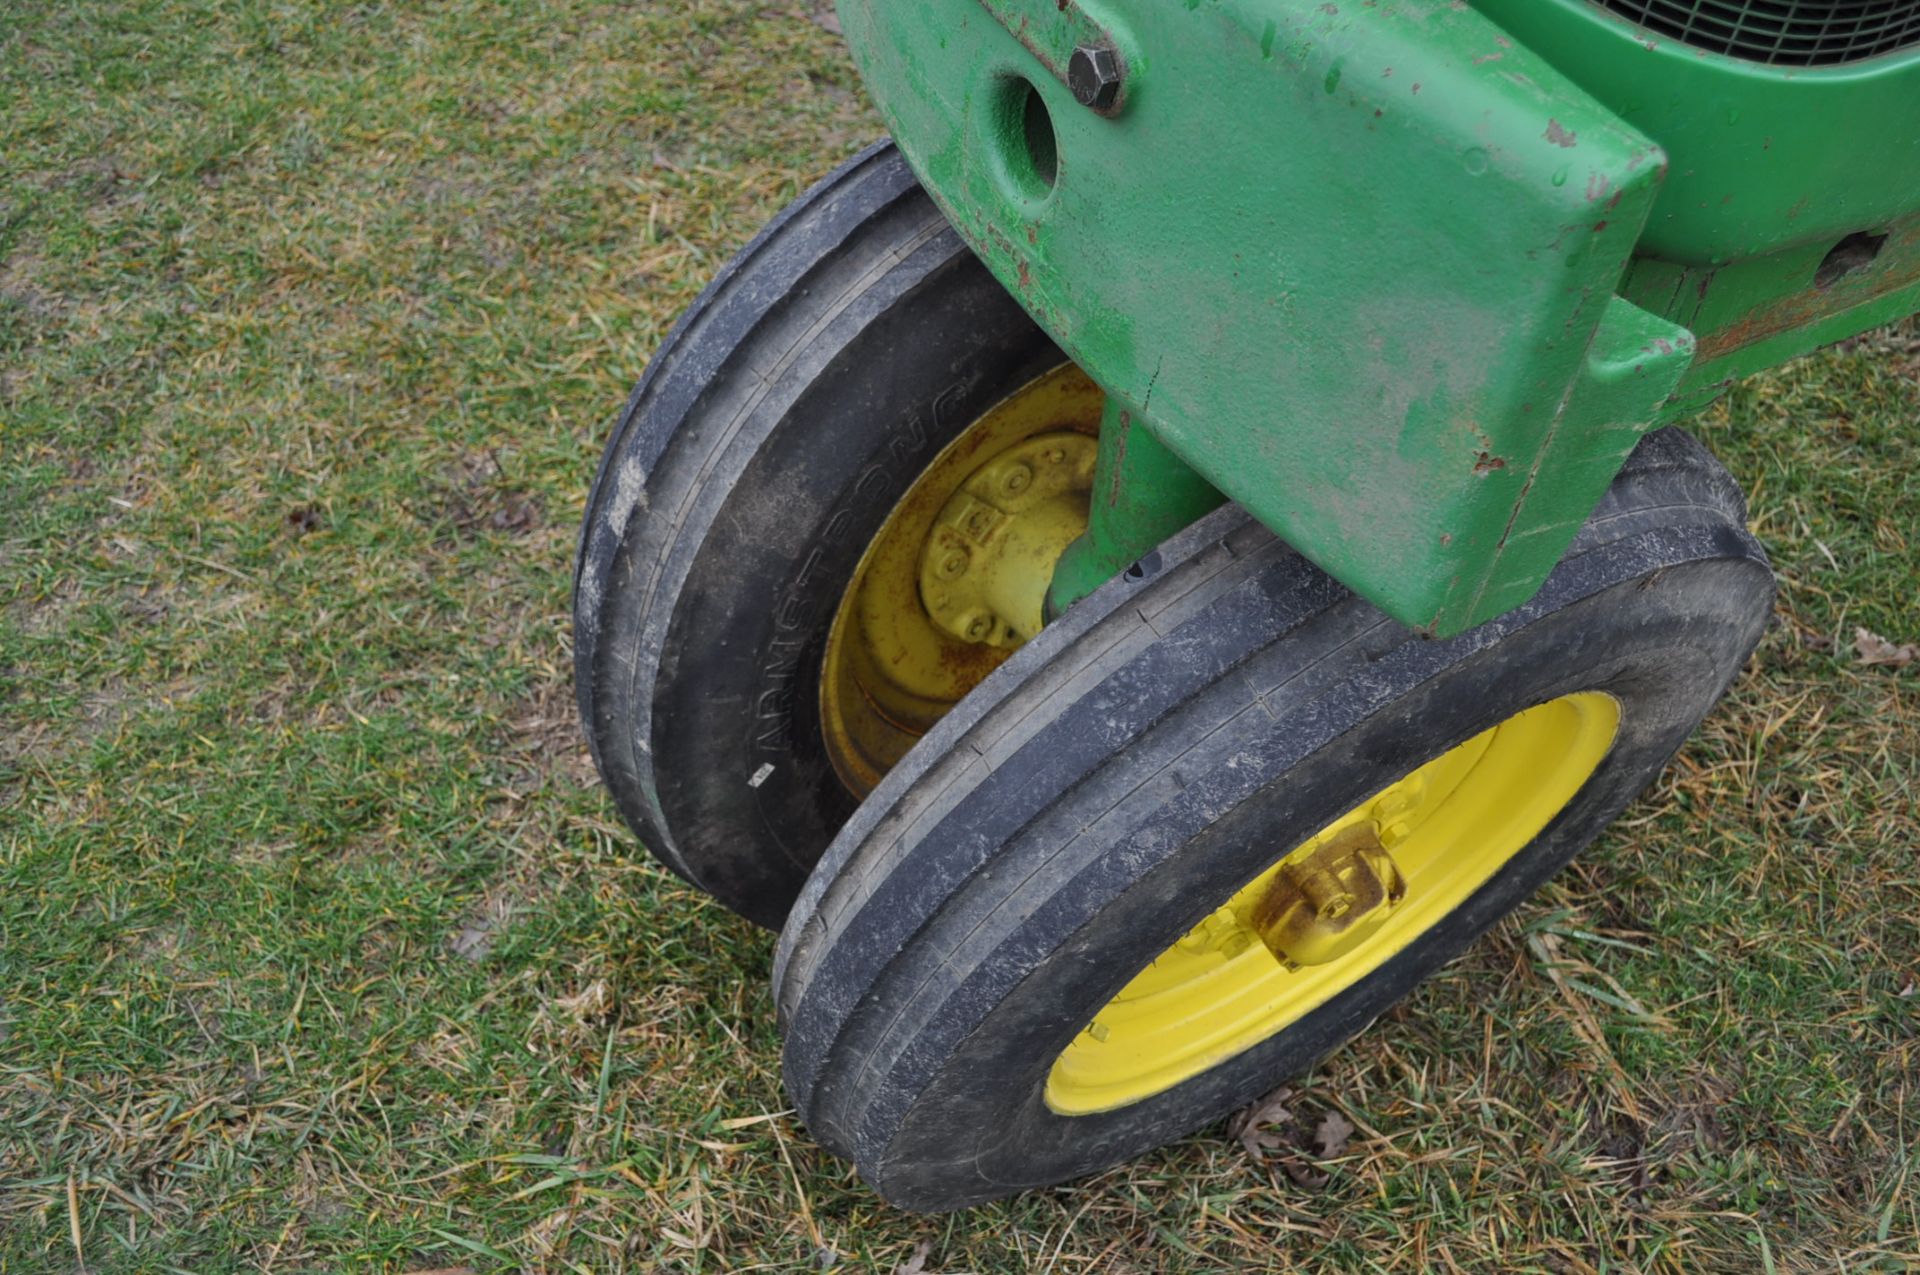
[1044,691,1622,1116]
[918,431,1095,647]
[820,363,1102,797]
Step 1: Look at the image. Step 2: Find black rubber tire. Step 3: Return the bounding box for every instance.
[773,429,1774,1211]
[573,141,1063,928]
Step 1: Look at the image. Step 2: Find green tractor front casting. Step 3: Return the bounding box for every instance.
[849,0,1920,632]
[574,0,1920,1209]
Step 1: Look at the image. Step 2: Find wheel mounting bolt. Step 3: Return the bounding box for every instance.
[1068,45,1123,112]
[999,463,1033,496]
[1299,869,1353,920]
[938,550,970,580]
[963,613,996,642]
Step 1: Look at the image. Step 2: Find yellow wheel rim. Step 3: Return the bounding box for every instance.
[820,363,1102,797]
[1043,691,1622,1116]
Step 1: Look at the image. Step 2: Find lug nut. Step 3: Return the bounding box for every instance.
[999,463,1033,496]
[1298,868,1353,920]
[1068,45,1123,112]
[938,550,970,580]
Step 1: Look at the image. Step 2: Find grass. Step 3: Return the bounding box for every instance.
[0,1,1915,1270]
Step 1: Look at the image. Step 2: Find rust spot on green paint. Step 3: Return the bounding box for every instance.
[1544,119,1578,148]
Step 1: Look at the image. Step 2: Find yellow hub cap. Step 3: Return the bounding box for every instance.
[1044,691,1622,1116]
[820,363,1102,797]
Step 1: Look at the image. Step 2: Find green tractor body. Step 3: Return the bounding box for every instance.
[836,0,1920,633]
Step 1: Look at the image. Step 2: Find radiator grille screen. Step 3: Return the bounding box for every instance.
[1592,0,1920,65]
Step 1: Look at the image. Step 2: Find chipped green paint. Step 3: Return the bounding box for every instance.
[837,0,1920,634]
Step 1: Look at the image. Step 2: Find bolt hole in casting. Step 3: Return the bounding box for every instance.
[996,77,1059,198]
[1815,229,1888,288]
[997,47,1122,204]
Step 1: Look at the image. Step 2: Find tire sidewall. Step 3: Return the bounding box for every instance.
[638,249,1064,924]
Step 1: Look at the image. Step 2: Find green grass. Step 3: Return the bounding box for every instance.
[1,2,1916,1270]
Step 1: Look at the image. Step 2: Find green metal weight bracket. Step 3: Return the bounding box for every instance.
[837,0,1920,633]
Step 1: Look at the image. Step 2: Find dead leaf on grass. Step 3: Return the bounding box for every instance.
[1228,1085,1347,1188]
[488,493,541,534]
[1855,626,1917,669]
[893,1238,933,1275]
[1279,1156,1330,1190]
[1314,1110,1355,1159]
[1227,1087,1359,1189]
[1226,1084,1295,1159]
[449,916,496,962]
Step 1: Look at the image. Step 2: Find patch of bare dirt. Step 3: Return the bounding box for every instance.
[504,675,597,790]
[432,450,545,542]
[1650,1070,1737,1158]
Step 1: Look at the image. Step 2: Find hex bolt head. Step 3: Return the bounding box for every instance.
[962,613,996,642]
[1068,45,1122,112]
[937,550,970,580]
